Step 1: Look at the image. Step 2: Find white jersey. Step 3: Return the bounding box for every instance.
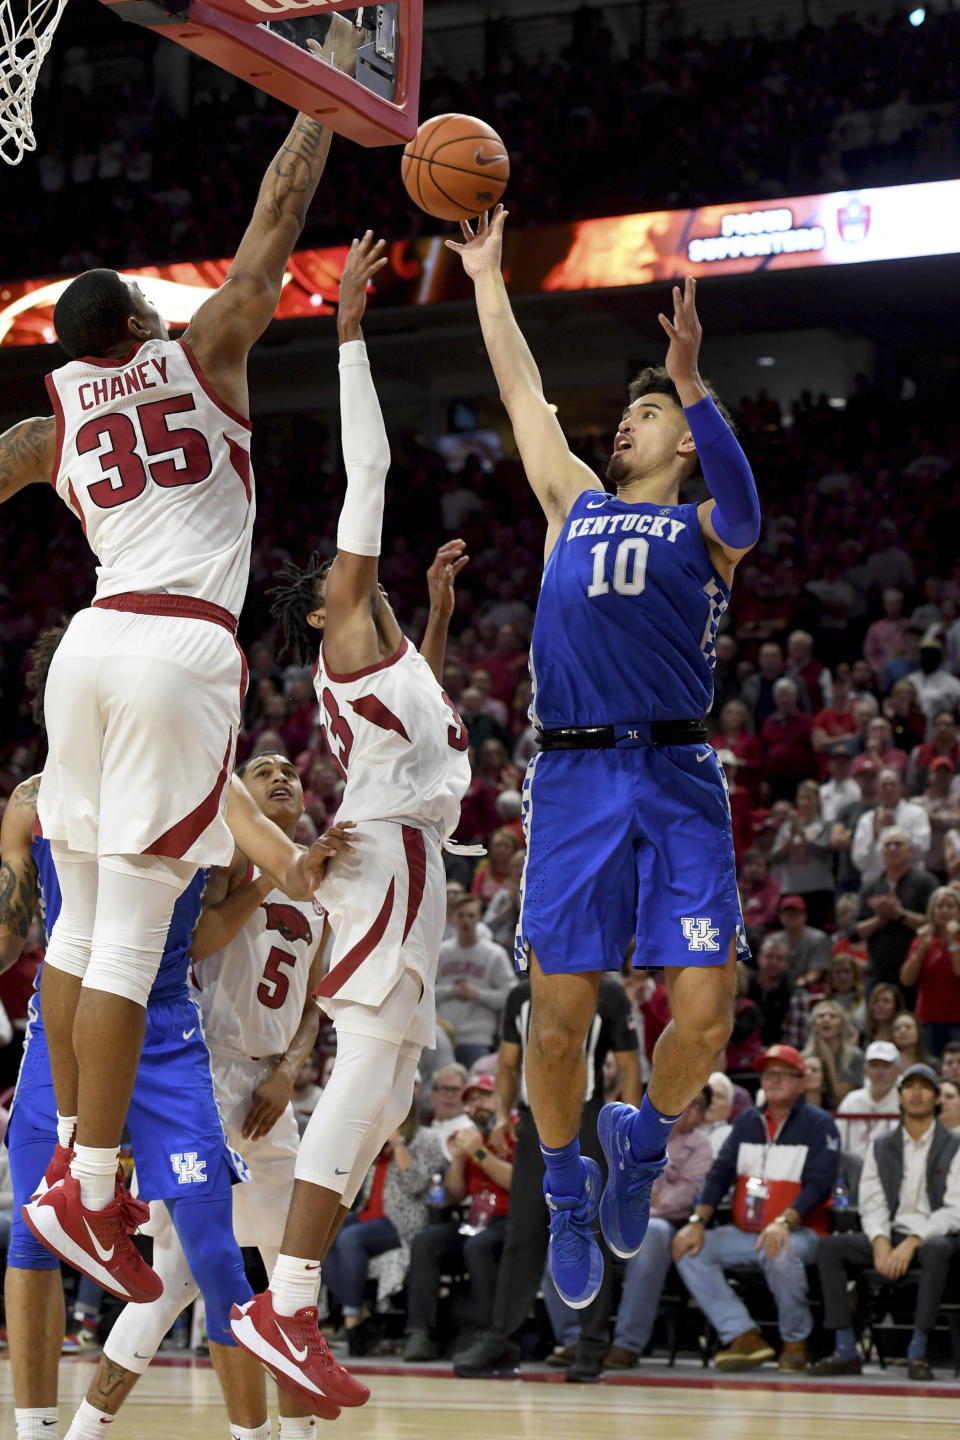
[194,877,324,1059]
[45,337,255,618]
[313,635,471,841]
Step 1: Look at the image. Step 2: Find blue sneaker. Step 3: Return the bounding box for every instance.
[598,1102,667,1259]
[545,1157,604,1310]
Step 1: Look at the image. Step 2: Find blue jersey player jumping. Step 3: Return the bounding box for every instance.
[449,209,761,1309]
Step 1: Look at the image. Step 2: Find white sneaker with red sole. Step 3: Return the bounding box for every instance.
[231,1292,371,1415]
[21,1172,162,1303]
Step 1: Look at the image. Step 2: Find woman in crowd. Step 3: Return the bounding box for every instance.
[863,714,907,775]
[819,950,865,1034]
[470,826,521,905]
[712,698,763,798]
[482,849,525,950]
[899,886,960,1058]
[804,999,865,1108]
[892,1010,938,1075]
[803,1054,827,1110]
[769,780,835,929]
[323,1102,447,1356]
[725,963,764,1072]
[939,1078,960,1133]
[738,847,782,942]
[883,678,927,756]
[857,981,908,1047]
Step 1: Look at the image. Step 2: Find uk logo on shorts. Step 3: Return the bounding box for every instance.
[681,917,720,951]
[170,1152,208,1184]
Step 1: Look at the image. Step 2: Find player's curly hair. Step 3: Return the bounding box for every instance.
[628,365,737,434]
[267,552,333,665]
[53,269,134,360]
[25,619,71,727]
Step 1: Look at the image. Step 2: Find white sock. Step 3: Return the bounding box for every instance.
[278,1419,316,1438]
[65,1399,115,1438]
[57,1114,78,1148]
[228,1425,270,1440]
[71,1144,119,1212]
[269,1255,322,1318]
[15,1408,60,1440]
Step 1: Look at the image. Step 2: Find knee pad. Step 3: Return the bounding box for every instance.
[83,855,198,1006]
[296,1031,409,1196]
[42,846,98,980]
[169,1186,252,1346]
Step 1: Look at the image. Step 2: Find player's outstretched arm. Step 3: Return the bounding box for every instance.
[0,775,40,974]
[659,278,761,576]
[182,17,363,413]
[0,417,56,505]
[420,539,468,682]
[446,206,601,536]
[323,231,403,674]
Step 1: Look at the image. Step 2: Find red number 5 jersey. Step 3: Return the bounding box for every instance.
[314,636,470,843]
[45,338,255,620]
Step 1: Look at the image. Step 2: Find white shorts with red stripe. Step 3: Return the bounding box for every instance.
[313,819,444,1051]
[37,597,246,866]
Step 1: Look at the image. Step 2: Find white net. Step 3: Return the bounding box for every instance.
[0,0,70,165]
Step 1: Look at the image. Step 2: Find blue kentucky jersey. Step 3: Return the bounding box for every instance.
[529,492,730,728]
[26,834,209,1030]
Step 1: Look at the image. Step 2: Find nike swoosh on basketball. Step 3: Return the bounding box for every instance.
[278,1327,309,1363]
[182,1027,197,1039]
[473,147,505,166]
[83,1217,115,1263]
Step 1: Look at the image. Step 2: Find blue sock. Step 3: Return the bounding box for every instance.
[627,1093,681,1163]
[540,1138,585,1199]
[907,1327,928,1361]
[834,1326,857,1361]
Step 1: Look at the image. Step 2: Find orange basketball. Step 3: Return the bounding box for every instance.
[401,113,509,222]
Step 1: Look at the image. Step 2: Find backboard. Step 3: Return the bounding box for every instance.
[96,1,422,146]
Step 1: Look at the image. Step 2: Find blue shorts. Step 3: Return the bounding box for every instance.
[5,995,245,1270]
[6,1024,59,1270]
[126,994,248,1202]
[515,742,749,975]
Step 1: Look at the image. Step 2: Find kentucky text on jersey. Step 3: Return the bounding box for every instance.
[530,493,730,727]
[78,357,169,410]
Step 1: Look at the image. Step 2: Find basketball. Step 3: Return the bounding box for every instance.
[401,113,509,222]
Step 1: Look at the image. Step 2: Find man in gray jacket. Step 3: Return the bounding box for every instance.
[812,1063,960,1380]
[436,896,515,1067]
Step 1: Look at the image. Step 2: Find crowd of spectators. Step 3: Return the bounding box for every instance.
[4,3,960,280]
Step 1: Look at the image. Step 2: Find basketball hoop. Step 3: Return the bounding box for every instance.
[0,0,70,165]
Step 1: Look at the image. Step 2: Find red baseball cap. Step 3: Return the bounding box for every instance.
[754,1044,806,1077]
[779,894,807,913]
[464,1073,496,1096]
[851,754,880,776]
[930,756,955,773]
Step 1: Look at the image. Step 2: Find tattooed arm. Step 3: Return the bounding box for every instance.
[0,774,41,974]
[182,14,363,414]
[0,417,56,504]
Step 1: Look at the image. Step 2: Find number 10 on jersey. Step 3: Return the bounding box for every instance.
[586,537,649,597]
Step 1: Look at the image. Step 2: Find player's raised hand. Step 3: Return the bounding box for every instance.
[337,231,388,343]
[306,13,364,78]
[426,538,469,620]
[444,205,509,279]
[658,275,703,386]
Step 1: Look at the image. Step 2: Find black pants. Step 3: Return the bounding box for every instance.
[487,1101,613,1362]
[817,1230,957,1332]
[406,1214,508,1334]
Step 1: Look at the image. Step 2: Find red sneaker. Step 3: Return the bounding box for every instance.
[30,1142,75,1200]
[21,1173,163,1304]
[231,1292,371,1415]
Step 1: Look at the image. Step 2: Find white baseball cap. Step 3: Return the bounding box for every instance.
[865,1041,899,1064]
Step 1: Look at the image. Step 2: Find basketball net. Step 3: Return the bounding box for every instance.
[0,0,69,165]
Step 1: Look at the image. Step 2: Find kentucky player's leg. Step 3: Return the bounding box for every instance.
[516,750,637,1307]
[599,744,740,1259]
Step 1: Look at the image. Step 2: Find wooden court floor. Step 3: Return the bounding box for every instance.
[3,1357,958,1439]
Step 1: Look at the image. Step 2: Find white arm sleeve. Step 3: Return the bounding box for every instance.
[336,339,391,558]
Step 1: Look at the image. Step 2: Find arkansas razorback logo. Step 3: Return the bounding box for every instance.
[261,901,313,945]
